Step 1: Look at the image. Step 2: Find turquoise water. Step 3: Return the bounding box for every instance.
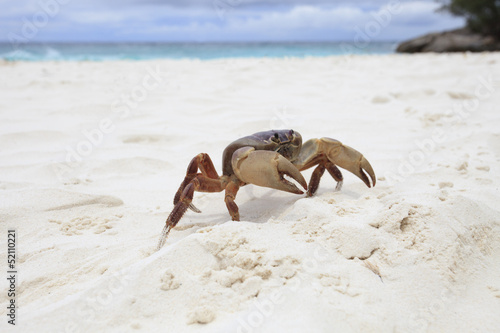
[0,42,397,61]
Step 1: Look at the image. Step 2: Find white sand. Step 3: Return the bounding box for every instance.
[1,53,500,332]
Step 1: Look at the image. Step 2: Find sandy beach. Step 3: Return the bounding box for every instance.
[1,53,499,332]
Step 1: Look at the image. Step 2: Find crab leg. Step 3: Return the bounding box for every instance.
[231,147,307,194]
[157,175,225,250]
[225,180,240,221]
[173,153,219,213]
[307,162,344,196]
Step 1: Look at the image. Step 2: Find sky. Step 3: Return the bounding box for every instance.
[0,0,465,43]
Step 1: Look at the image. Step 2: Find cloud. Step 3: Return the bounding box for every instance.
[0,0,464,42]
[130,1,462,42]
[46,0,405,8]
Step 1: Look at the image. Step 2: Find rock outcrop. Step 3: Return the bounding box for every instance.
[396,28,500,53]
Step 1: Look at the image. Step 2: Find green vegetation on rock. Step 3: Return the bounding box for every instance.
[440,0,500,37]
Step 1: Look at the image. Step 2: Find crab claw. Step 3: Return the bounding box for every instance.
[232,147,307,194]
[300,137,376,188]
[321,138,376,188]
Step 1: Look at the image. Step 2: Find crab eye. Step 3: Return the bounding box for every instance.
[271,132,280,143]
[289,130,294,136]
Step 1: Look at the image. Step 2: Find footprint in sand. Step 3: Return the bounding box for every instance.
[447,91,475,100]
[121,134,172,144]
[476,165,490,172]
[391,89,435,100]
[438,182,454,189]
[371,95,391,104]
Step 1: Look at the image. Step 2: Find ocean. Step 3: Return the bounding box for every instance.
[0,42,397,61]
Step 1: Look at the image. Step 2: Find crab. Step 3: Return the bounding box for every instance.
[156,129,376,250]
